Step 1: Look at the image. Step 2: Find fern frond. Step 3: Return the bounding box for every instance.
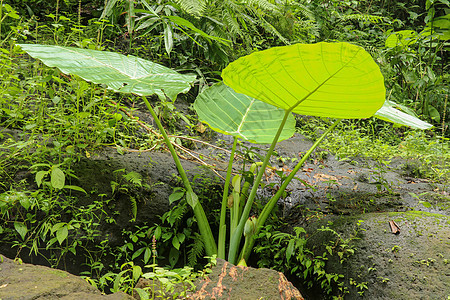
[342,14,384,24]
[123,171,142,187]
[188,233,204,266]
[246,0,279,12]
[223,9,242,37]
[172,0,206,16]
[258,16,290,44]
[130,196,137,221]
[167,205,185,226]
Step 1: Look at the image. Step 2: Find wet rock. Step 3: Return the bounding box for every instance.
[304,211,450,299]
[134,258,304,300]
[0,254,133,300]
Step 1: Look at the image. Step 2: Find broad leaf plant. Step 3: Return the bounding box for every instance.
[18,42,432,265]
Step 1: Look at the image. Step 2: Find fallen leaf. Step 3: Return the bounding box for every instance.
[389,220,400,235]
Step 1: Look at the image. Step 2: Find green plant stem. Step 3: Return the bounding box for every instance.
[218,137,238,259]
[229,175,241,247]
[240,118,342,262]
[239,163,258,217]
[142,96,217,256]
[227,110,291,264]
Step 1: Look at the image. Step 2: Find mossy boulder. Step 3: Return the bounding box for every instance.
[0,254,133,300]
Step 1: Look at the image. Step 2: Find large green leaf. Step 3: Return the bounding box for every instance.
[17,44,196,100]
[222,42,385,119]
[194,83,295,144]
[375,101,433,130]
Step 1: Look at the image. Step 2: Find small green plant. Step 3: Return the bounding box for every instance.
[131,236,216,300]
[255,224,357,297]
[391,245,401,253]
[377,276,390,284]
[355,280,368,296]
[31,162,87,194]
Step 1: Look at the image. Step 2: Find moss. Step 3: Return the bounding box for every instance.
[388,211,450,223]
[46,269,69,278]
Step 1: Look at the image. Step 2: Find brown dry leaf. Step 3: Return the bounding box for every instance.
[389,220,400,234]
[313,173,339,181]
[196,122,206,133]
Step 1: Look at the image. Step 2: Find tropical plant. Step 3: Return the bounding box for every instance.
[17,41,432,266]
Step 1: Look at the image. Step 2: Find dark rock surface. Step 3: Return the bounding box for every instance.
[302,211,450,300]
[0,254,133,300]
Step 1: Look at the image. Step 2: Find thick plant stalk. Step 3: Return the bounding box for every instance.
[229,174,241,246]
[142,96,217,256]
[227,110,291,264]
[238,162,261,217]
[218,137,238,259]
[240,119,342,262]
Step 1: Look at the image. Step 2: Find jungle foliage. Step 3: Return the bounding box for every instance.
[0,0,449,298]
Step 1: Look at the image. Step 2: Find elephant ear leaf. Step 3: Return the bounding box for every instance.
[17,44,196,100]
[222,42,385,119]
[194,82,295,144]
[374,101,433,130]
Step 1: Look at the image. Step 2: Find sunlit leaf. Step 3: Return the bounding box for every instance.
[222,42,385,119]
[385,30,418,48]
[18,44,196,100]
[374,101,433,130]
[194,82,295,143]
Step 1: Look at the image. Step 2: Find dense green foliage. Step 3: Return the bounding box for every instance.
[0,0,449,298]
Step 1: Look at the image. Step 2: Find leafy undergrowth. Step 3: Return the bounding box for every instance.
[296,117,449,184]
[1,0,449,299]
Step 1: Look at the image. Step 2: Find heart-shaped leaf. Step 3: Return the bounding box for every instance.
[194,82,295,143]
[51,167,65,190]
[374,101,433,130]
[222,42,385,119]
[18,44,196,100]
